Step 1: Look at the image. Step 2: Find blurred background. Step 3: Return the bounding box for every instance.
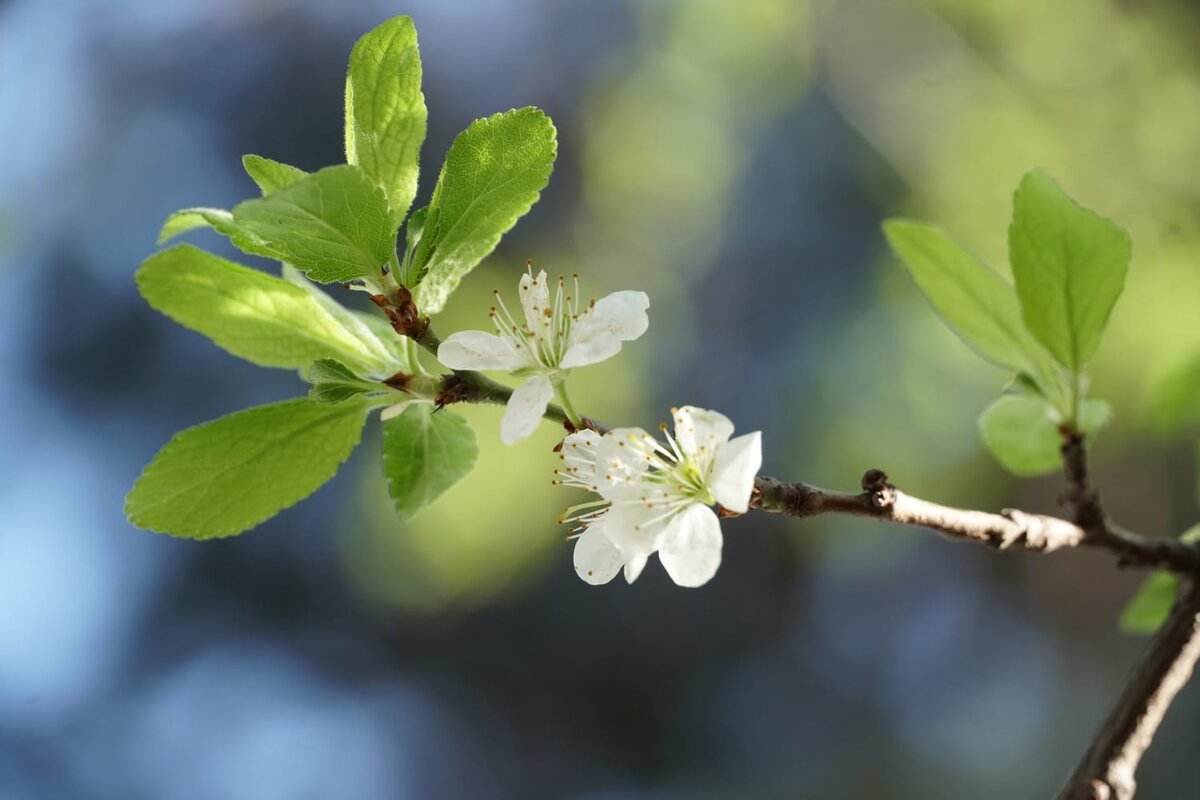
[4,0,1200,797]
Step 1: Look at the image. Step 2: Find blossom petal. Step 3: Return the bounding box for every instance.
[518,269,551,330]
[561,290,650,369]
[573,523,624,585]
[592,427,657,498]
[623,554,649,584]
[672,406,734,464]
[585,290,651,341]
[560,429,603,486]
[500,374,554,444]
[658,503,723,588]
[603,501,668,558]
[560,332,621,369]
[438,330,528,371]
[710,432,763,513]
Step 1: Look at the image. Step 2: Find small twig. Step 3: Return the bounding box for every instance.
[1062,432,1105,531]
[1057,581,1200,800]
[752,472,1200,573]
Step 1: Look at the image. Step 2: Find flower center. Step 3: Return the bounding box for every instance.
[490,270,590,371]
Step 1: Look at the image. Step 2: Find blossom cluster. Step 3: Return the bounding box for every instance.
[557,409,761,587]
[434,267,762,588]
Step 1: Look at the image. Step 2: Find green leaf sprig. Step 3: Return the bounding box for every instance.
[127,16,557,538]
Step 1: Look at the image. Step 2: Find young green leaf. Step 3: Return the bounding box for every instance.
[411,108,557,315]
[1008,169,1131,371]
[157,207,237,245]
[978,395,1111,476]
[1119,525,1200,634]
[345,15,426,225]
[400,205,428,284]
[228,165,396,284]
[280,264,409,368]
[305,358,387,405]
[381,405,477,516]
[126,397,369,539]
[883,219,1065,405]
[1119,573,1180,634]
[307,357,365,385]
[137,245,396,375]
[242,155,307,195]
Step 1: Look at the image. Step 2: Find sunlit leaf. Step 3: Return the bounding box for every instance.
[137,245,394,374]
[382,405,477,516]
[978,395,1111,476]
[884,219,1065,406]
[126,397,369,538]
[345,15,426,225]
[242,154,307,195]
[411,108,556,314]
[1009,169,1131,371]
[228,165,396,284]
[157,207,236,245]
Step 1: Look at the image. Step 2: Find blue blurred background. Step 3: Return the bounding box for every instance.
[4,0,1200,797]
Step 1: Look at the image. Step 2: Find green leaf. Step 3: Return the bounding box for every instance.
[345,15,426,225]
[1119,525,1200,634]
[883,219,1066,407]
[1120,572,1179,634]
[157,207,236,245]
[382,405,477,516]
[280,264,409,368]
[412,107,557,314]
[126,397,368,538]
[242,154,307,195]
[400,204,428,284]
[305,358,386,405]
[307,358,363,385]
[978,395,1111,477]
[1008,169,1132,371]
[137,244,395,374]
[228,165,396,284]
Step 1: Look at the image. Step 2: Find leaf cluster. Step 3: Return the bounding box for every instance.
[127,17,556,538]
[886,171,1199,633]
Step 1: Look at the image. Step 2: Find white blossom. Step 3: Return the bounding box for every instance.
[437,269,649,444]
[556,407,762,588]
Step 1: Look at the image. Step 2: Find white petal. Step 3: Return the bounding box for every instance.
[658,503,723,588]
[602,502,669,559]
[560,429,603,485]
[500,374,554,445]
[561,290,650,369]
[584,290,650,341]
[560,332,621,369]
[518,269,551,330]
[438,331,528,371]
[573,523,624,585]
[709,432,762,513]
[592,427,657,497]
[672,406,734,462]
[623,554,649,584]
[380,398,423,421]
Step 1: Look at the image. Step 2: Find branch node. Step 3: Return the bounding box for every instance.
[860,469,895,509]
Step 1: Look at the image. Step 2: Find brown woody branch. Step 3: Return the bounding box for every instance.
[751,471,1200,573]
[1057,581,1200,800]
